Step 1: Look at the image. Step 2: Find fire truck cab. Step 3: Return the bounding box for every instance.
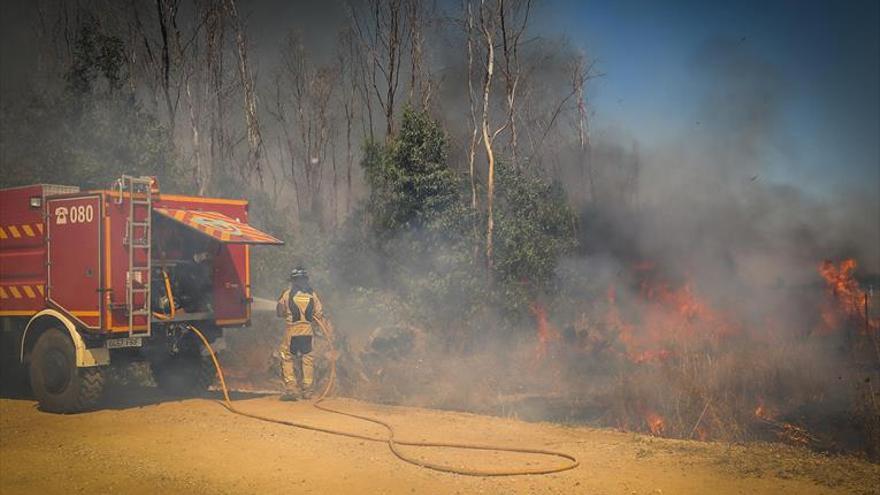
[0,176,282,412]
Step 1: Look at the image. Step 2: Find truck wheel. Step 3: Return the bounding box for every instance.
[151,353,215,397]
[28,328,105,413]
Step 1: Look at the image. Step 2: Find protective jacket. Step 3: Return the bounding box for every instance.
[276,287,324,336]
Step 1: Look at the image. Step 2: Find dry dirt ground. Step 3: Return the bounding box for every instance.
[1,389,878,495]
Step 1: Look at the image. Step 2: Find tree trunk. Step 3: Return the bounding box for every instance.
[226,0,263,184]
[384,0,401,138]
[184,77,203,194]
[155,0,177,133]
[480,1,496,271]
[465,0,480,215]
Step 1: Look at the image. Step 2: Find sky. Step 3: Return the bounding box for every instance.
[539,0,879,197]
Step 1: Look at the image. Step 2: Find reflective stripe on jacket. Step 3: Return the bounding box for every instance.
[277,288,324,336]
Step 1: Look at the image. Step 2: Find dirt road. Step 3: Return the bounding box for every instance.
[1,390,877,495]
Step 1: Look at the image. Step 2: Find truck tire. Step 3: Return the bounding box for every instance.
[151,352,215,397]
[28,328,105,413]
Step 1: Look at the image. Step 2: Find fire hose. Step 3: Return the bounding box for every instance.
[185,324,579,477]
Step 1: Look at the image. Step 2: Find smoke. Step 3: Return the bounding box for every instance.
[1,0,876,454]
[309,33,880,451]
[574,37,877,279]
[533,37,879,449]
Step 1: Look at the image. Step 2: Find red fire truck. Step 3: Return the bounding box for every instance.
[0,176,282,412]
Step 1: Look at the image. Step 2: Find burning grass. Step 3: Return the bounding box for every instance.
[562,258,880,458]
[221,258,880,461]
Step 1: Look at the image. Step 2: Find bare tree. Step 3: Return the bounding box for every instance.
[270,34,307,217]
[349,0,410,139]
[470,0,534,269]
[130,0,219,192]
[308,67,337,225]
[155,0,180,132]
[464,0,481,216]
[407,0,433,109]
[478,0,504,270]
[201,0,229,194]
[174,2,206,194]
[572,50,598,203]
[337,26,360,215]
[225,0,264,184]
[129,0,182,134]
[497,0,530,167]
[349,18,376,142]
[271,32,338,227]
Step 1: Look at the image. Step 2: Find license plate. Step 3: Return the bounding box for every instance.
[107,337,142,349]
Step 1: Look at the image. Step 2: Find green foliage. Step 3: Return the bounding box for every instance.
[493,163,578,304]
[333,108,485,336]
[0,22,178,191]
[66,19,128,96]
[334,108,578,340]
[362,108,466,240]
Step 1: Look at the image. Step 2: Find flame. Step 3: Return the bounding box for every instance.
[645,411,665,436]
[754,400,774,421]
[604,267,737,364]
[593,258,875,443]
[530,302,560,363]
[818,259,878,335]
[754,399,814,447]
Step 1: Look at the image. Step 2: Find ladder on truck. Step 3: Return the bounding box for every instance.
[121,175,154,337]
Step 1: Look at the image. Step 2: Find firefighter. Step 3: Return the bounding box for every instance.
[276,266,328,401]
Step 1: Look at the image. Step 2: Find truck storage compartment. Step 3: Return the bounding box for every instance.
[149,207,282,325]
[151,214,217,318]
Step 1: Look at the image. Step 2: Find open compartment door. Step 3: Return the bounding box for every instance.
[153,208,282,245]
[152,207,281,327]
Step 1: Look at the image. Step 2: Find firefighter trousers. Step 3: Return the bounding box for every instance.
[279,328,314,393]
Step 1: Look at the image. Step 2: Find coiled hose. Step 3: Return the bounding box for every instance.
[186,324,579,477]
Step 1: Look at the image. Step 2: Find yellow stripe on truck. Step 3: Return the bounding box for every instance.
[71,311,100,317]
[0,285,44,299]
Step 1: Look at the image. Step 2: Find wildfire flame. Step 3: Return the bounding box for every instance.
[530,302,560,363]
[585,258,876,442]
[754,399,815,447]
[645,411,665,436]
[605,266,737,364]
[754,400,773,421]
[818,259,878,335]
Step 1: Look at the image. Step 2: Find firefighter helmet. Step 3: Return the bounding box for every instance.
[289,266,309,280]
